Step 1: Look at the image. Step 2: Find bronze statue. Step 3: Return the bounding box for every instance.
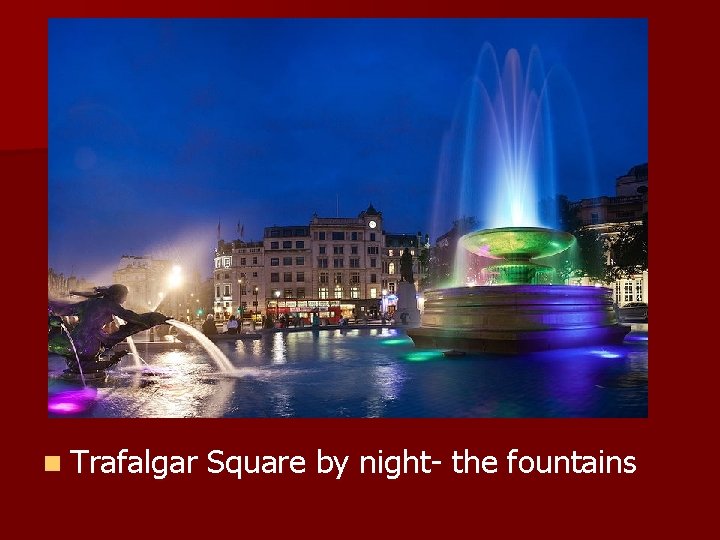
[400,248,414,283]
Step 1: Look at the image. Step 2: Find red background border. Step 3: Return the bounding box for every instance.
[4,5,686,533]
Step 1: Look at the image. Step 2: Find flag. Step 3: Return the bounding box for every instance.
[240,224,244,239]
[217,219,221,240]
[237,221,241,235]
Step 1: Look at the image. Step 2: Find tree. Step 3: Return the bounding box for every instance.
[573,229,611,282]
[610,213,648,279]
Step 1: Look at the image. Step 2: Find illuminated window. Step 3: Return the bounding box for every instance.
[389,262,395,274]
[351,286,360,299]
[370,288,377,299]
[318,287,329,299]
[334,285,343,298]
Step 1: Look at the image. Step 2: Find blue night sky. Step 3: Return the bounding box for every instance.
[48,18,647,282]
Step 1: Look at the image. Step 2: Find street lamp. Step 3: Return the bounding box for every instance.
[167,265,183,319]
[274,290,281,321]
[237,278,244,328]
[381,288,388,318]
[253,286,259,330]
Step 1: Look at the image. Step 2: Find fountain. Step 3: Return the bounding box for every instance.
[406,45,630,354]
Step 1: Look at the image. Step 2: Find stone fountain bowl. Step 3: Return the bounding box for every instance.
[459,227,576,260]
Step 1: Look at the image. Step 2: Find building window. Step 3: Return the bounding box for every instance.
[252,257,258,264]
[388,249,394,257]
[319,245,326,255]
[284,272,292,282]
[283,241,292,249]
[334,285,343,298]
[389,262,395,274]
[296,272,305,282]
[318,232,326,240]
[270,229,280,237]
[215,259,221,269]
[615,282,621,304]
[333,246,344,255]
[271,273,280,283]
[351,245,358,255]
[351,232,358,241]
[240,286,247,295]
[253,272,258,277]
[240,257,246,265]
[296,257,305,266]
[318,287,329,299]
[389,283,395,294]
[368,246,379,255]
[350,273,360,284]
[624,281,633,303]
[635,279,643,302]
[215,286,220,298]
[370,258,376,268]
[370,233,376,241]
[271,258,279,266]
[271,241,279,249]
[333,258,344,268]
[332,232,344,240]
[283,257,292,265]
[224,273,230,279]
[284,289,294,298]
[223,257,231,267]
[318,258,328,268]
[320,272,329,284]
[296,241,305,249]
[297,288,306,299]
[350,286,360,299]
[223,285,231,297]
[350,258,360,268]
[334,273,343,284]
[371,273,377,283]
[370,287,377,299]
[591,213,599,225]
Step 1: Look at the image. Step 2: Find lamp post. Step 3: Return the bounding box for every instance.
[381,288,388,319]
[237,278,244,332]
[253,286,259,330]
[167,265,183,320]
[274,290,281,323]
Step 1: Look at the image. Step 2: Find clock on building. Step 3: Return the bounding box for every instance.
[368,220,377,229]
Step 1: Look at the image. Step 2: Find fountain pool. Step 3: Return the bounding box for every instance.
[48,325,647,418]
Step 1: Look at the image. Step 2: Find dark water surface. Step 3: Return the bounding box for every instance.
[48,325,648,418]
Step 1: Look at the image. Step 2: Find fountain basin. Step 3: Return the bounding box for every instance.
[460,227,575,260]
[406,285,630,354]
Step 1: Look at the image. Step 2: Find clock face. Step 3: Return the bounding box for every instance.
[369,220,377,229]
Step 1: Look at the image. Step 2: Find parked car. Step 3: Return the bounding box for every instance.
[616,302,648,322]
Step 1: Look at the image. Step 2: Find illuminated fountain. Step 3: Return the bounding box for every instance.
[407,45,630,353]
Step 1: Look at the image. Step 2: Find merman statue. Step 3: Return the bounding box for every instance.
[48,284,170,374]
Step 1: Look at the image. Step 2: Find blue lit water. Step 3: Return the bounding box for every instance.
[48,325,648,418]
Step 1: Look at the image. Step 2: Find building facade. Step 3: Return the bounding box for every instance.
[570,163,648,307]
[213,205,428,322]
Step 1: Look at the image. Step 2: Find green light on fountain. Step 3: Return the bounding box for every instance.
[460,227,576,285]
[405,350,445,362]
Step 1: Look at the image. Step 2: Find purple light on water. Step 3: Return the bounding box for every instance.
[48,387,98,415]
[590,350,623,359]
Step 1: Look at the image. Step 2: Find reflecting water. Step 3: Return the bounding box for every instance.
[48,326,647,418]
